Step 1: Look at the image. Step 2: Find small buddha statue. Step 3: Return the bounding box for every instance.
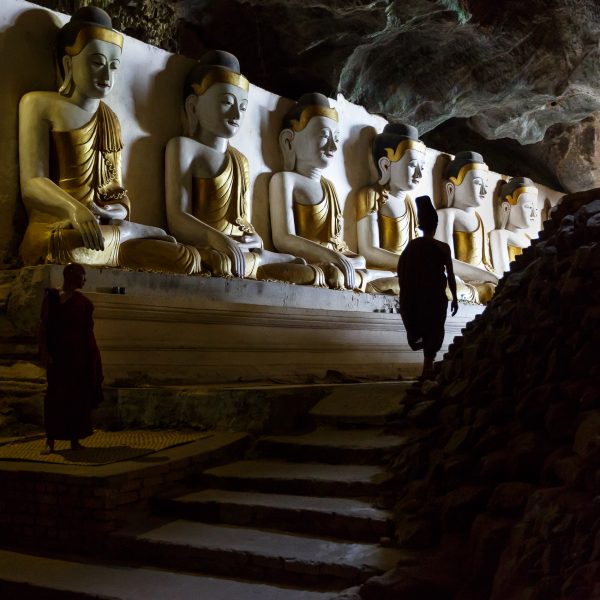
[436,151,498,304]
[269,93,368,290]
[356,123,425,294]
[489,177,539,275]
[19,6,201,274]
[165,51,326,286]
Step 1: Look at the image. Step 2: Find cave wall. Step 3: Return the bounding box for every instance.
[29,0,600,194]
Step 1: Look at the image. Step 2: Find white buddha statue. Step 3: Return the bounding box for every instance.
[490,177,539,276]
[356,123,425,294]
[165,51,325,286]
[436,151,498,304]
[19,6,201,274]
[269,93,368,291]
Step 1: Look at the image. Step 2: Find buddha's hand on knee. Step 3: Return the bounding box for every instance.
[70,204,105,251]
[215,236,246,278]
[334,255,356,290]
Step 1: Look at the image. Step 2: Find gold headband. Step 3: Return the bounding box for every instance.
[384,139,426,162]
[290,105,339,132]
[191,69,250,96]
[449,162,488,186]
[505,186,537,205]
[65,26,124,56]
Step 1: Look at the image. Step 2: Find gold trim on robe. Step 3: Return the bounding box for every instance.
[293,177,349,253]
[21,102,129,267]
[453,211,494,273]
[508,244,524,263]
[191,146,255,237]
[20,102,201,274]
[356,184,418,257]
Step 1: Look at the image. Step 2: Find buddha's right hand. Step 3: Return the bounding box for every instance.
[71,204,105,251]
[334,255,356,290]
[216,236,245,278]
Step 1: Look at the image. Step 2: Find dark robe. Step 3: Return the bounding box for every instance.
[397,237,451,359]
[40,289,103,440]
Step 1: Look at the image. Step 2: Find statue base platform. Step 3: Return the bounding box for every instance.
[7,266,484,385]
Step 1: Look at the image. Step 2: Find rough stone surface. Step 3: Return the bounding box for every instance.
[377,190,600,599]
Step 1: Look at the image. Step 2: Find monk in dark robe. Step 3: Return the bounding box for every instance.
[39,263,102,452]
[398,195,459,378]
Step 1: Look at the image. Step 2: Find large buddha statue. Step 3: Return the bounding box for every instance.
[269,93,368,291]
[19,7,202,274]
[356,123,425,294]
[489,177,539,275]
[436,151,498,304]
[165,51,325,286]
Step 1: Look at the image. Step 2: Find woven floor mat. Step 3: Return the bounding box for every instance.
[0,430,212,466]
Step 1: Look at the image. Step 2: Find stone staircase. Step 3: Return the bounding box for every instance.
[0,382,418,598]
[106,383,416,595]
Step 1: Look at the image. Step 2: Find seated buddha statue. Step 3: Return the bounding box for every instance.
[19,7,201,274]
[165,51,325,286]
[269,93,369,291]
[489,177,539,275]
[435,151,499,304]
[356,123,425,295]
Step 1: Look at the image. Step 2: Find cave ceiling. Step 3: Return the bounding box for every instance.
[30,0,600,191]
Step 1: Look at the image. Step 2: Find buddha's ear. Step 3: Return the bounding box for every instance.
[500,201,511,229]
[184,94,198,138]
[377,156,391,185]
[279,128,296,171]
[58,55,73,96]
[445,181,455,208]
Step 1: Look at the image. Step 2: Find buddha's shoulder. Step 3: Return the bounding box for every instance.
[19,90,63,112]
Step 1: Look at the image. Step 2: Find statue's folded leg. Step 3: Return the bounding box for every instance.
[366,275,399,295]
[256,262,328,287]
[316,262,345,290]
[119,238,202,275]
[198,248,233,277]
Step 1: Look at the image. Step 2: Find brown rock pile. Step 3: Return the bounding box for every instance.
[370,190,600,600]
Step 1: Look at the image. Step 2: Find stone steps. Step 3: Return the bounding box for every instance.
[257,428,414,464]
[200,459,393,497]
[309,383,410,426]
[110,519,413,589]
[155,488,394,542]
[0,549,336,599]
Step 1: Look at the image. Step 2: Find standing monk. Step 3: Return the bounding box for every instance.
[40,263,102,452]
[398,196,458,379]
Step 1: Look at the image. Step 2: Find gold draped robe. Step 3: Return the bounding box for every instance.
[293,177,350,253]
[20,102,201,274]
[452,211,495,304]
[191,146,255,238]
[356,184,418,259]
[191,147,326,285]
[191,146,258,277]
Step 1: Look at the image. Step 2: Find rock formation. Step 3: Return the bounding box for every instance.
[370,190,600,599]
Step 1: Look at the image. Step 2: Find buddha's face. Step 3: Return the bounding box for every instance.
[389,148,426,193]
[293,116,340,170]
[450,168,489,209]
[67,39,121,99]
[508,191,538,229]
[193,82,248,140]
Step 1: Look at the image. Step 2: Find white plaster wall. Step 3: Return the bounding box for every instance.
[0,0,563,264]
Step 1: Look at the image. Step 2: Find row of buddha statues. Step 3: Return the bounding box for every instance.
[18,7,540,304]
